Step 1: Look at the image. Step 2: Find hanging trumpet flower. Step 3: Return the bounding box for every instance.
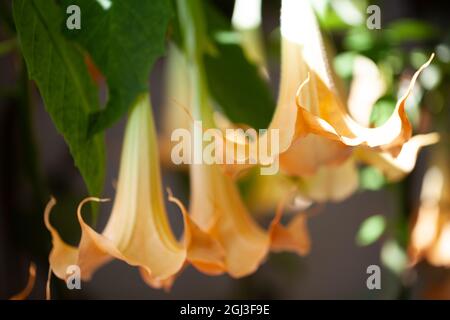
[278,0,432,159]
[220,0,436,203]
[45,94,224,290]
[160,43,192,168]
[176,0,310,278]
[409,146,450,268]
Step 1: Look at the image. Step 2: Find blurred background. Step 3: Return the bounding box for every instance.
[1,0,449,299]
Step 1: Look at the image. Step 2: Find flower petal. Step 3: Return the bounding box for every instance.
[190,163,270,278]
[427,221,450,267]
[280,134,351,177]
[347,55,386,127]
[269,197,310,256]
[221,0,433,178]
[356,133,439,181]
[300,157,359,202]
[167,189,226,275]
[9,263,36,300]
[294,55,433,150]
[45,95,188,287]
[44,197,79,280]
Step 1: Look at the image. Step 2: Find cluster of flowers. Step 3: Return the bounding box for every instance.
[41,0,438,292]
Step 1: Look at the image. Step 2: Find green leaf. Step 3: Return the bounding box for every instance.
[356,214,386,246]
[381,239,407,275]
[359,166,386,191]
[370,98,396,127]
[203,3,275,129]
[343,28,377,52]
[204,44,275,129]
[334,52,357,79]
[61,0,173,135]
[13,0,105,196]
[385,20,439,45]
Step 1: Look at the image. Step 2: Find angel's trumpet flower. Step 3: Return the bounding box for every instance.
[190,160,270,277]
[45,94,224,289]
[184,59,291,277]
[222,0,435,202]
[176,0,310,278]
[409,147,450,268]
[277,0,435,174]
[189,134,311,277]
[225,0,433,167]
[160,43,192,167]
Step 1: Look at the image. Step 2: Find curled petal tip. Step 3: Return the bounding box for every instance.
[166,187,174,199]
[295,72,311,107]
[9,262,37,300]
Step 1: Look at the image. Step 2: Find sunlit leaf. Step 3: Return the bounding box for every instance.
[385,20,439,45]
[203,3,275,129]
[62,0,173,135]
[381,239,407,275]
[356,214,386,246]
[370,98,396,127]
[343,28,376,51]
[13,0,105,196]
[420,64,442,90]
[334,52,357,79]
[359,166,386,191]
[330,0,366,27]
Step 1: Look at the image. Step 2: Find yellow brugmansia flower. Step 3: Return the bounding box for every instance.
[45,94,224,290]
[223,0,436,203]
[185,58,310,278]
[8,263,36,300]
[175,0,310,278]
[160,43,192,168]
[188,126,311,277]
[277,0,432,166]
[409,146,450,268]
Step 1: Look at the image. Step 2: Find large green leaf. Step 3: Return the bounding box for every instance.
[203,3,275,129]
[385,20,439,45]
[204,44,275,129]
[13,0,105,196]
[171,1,274,129]
[61,0,173,135]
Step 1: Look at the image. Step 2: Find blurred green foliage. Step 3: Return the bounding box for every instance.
[356,214,386,246]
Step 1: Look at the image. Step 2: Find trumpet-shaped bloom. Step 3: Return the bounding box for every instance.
[190,160,270,277]
[45,94,224,289]
[277,0,433,165]
[409,148,450,268]
[177,0,311,274]
[185,75,310,277]
[160,43,192,168]
[221,0,436,203]
[189,146,311,277]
